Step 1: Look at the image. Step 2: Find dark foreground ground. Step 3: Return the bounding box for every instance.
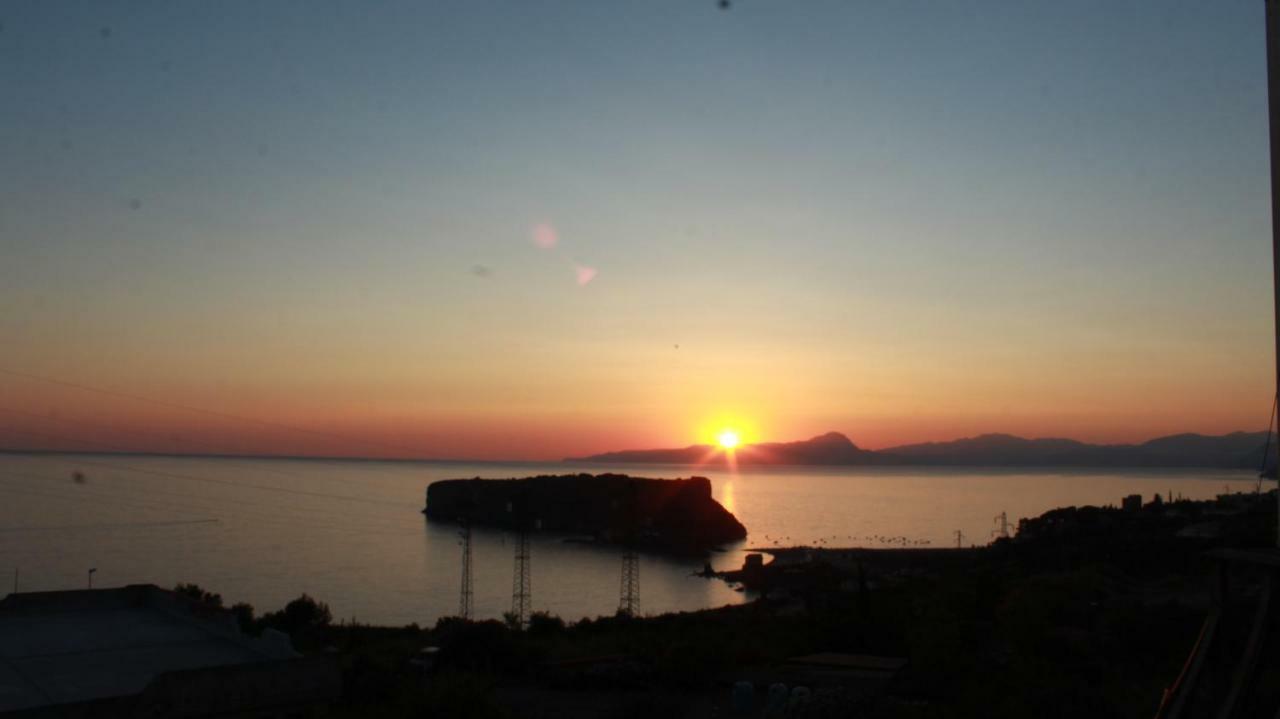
[189,490,1278,718]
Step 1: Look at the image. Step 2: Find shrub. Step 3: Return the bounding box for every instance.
[174,583,222,608]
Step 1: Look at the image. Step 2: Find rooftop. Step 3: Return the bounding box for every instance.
[0,584,298,714]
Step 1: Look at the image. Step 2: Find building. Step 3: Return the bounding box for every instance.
[0,584,339,717]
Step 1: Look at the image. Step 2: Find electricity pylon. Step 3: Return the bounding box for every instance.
[510,491,531,626]
[458,514,473,620]
[993,511,1011,539]
[618,482,640,616]
[619,548,640,616]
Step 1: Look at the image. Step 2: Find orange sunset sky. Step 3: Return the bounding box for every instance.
[1,2,1275,461]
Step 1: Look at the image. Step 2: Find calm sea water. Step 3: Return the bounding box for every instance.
[0,453,1261,625]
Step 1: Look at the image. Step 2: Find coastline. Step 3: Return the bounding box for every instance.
[103,489,1276,717]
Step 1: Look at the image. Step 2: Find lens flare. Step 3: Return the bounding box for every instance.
[532,223,558,249]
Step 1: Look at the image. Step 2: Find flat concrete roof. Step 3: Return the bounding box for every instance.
[0,585,292,714]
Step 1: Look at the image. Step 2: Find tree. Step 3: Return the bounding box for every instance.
[174,583,222,608]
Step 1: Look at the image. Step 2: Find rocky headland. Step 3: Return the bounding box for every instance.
[423,473,746,554]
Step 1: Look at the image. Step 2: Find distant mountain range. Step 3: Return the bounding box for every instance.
[569,431,1277,470]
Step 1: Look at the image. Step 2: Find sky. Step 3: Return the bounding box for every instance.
[0,0,1275,460]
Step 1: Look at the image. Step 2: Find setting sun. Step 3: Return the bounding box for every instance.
[717,430,741,450]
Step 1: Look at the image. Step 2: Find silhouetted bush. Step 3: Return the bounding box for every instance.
[432,618,524,673]
[229,602,256,634]
[259,593,333,651]
[527,611,565,636]
[173,583,222,608]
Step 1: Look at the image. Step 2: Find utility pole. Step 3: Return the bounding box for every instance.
[510,491,531,627]
[954,530,965,549]
[87,568,96,589]
[1268,0,1280,548]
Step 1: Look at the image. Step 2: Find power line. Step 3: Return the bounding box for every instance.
[0,406,307,479]
[0,471,421,539]
[0,424,404,519]
[1258,394,1277,490]
[0,366,436,460]
[0,411,441,487]
[0,461,408,530]
[0,518,219,533]
[0,420,432,537]
[0,425,402,507]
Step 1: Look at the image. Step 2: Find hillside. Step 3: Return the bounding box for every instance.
[572,431,1276,469]
[573,432,888,466]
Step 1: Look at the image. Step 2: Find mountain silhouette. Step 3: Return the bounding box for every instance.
[571,432,877,466]
[570,430,1276,469]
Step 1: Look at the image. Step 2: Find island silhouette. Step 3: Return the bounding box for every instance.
[570,430,1276,469]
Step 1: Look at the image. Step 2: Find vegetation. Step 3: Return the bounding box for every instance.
[175,492,1277,717]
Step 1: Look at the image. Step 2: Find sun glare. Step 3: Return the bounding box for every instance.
[717,429,741,450]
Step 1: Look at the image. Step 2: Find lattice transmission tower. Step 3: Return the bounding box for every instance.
[510,492,531,626]
[458,514,473,619]
[618,482,640,616]
[993,511,1011,540]
[619,548,640,616]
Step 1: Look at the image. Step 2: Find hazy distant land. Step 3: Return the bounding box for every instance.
[1,429,1272,470]
[570,430,1277,470]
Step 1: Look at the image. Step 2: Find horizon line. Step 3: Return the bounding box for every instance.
[3,426,1274,466]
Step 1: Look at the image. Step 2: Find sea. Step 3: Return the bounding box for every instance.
[0,453,1262,626]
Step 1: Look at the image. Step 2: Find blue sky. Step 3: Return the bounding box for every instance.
[0,0,1274,458]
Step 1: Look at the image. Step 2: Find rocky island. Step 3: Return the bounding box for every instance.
[423,473,746,554]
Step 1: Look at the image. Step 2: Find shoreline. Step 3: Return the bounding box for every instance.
[0,447,1268,473]
[14,489,1270,717]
